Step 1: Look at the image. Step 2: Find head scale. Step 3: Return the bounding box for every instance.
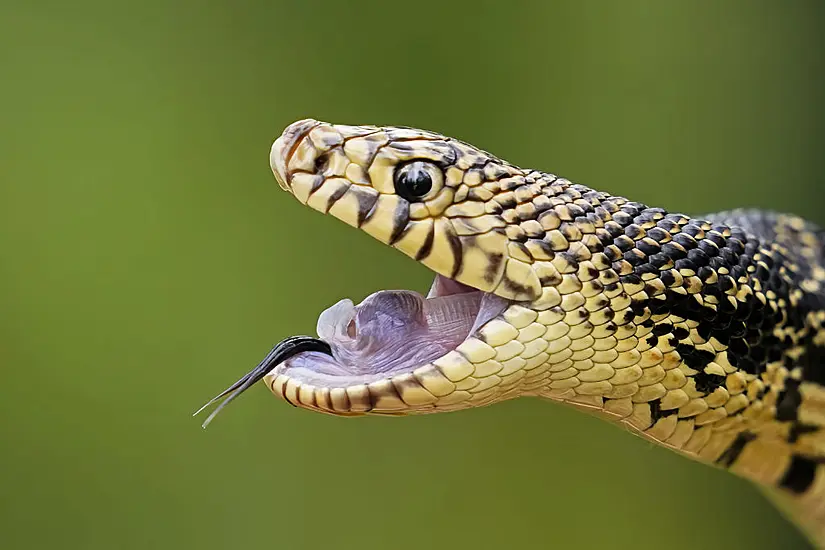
[270,118,552,302]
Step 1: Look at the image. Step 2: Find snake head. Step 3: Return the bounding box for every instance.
[270,118,555,302]
[198,119,588,421]
[194,118,562,417]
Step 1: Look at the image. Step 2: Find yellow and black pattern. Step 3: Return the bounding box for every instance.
[267,119,825,542]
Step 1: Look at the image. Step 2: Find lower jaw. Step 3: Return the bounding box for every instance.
[263,360,505,416]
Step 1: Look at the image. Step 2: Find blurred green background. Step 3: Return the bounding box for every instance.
[2,1,824,549]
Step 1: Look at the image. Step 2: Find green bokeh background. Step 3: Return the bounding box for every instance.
[3,1,824,549]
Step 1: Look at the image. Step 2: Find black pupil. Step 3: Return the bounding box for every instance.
[395,163,433,200]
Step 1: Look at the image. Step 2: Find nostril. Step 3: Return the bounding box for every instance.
[314,153,329,174]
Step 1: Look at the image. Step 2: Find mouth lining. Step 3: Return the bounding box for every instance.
[277,274,509,388]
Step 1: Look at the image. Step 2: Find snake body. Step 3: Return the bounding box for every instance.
[230,119,825,543]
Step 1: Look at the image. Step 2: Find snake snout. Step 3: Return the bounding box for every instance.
[270,118,321,191]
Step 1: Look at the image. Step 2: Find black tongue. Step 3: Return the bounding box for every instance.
[194,336,332,428]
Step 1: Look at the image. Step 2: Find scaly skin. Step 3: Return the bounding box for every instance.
[265,119,825,544]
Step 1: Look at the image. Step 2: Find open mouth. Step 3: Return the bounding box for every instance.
[283,275,509,387]
[196,274,509,426]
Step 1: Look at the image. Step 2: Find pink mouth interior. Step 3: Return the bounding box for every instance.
[279,275,509,387]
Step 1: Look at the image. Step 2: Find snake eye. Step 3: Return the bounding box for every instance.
[394,161,443,202]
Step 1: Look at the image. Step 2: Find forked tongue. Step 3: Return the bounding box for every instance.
[194,336,332,428]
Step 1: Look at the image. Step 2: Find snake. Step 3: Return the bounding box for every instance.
[197,118,825,546]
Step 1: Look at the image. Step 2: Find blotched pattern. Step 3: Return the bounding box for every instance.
[267,119,825,538]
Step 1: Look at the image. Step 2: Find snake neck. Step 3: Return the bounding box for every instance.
[504,177,825,532]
